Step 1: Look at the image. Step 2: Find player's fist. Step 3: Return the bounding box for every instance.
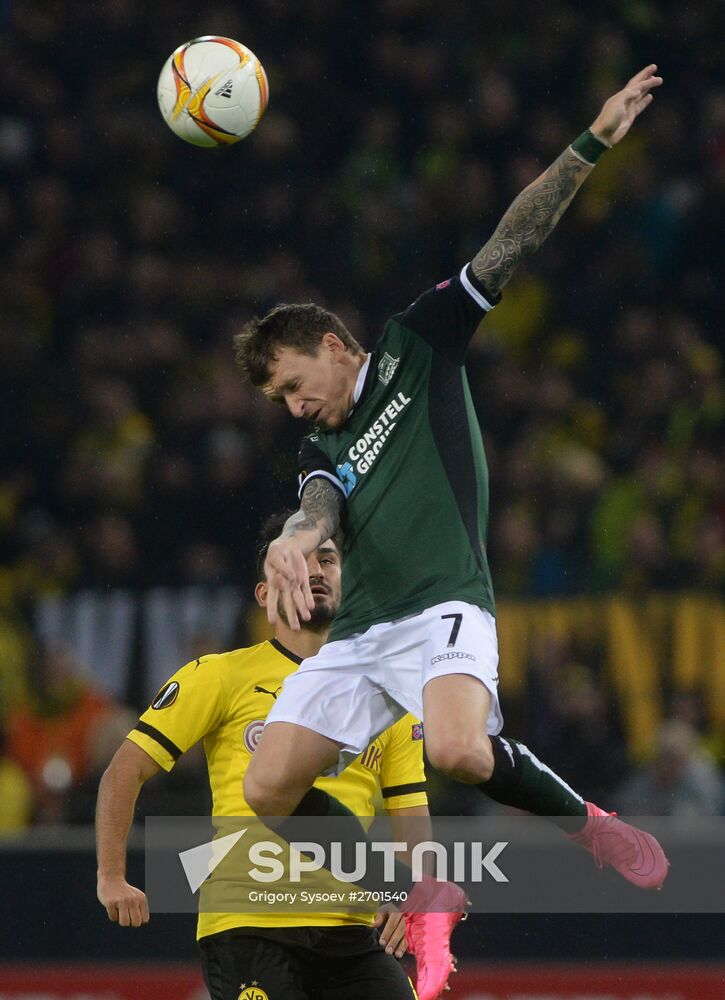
[97,874,150,928]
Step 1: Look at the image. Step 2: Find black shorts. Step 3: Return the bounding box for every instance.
[198,924,416,1000]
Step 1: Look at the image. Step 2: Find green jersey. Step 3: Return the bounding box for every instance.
[298,264,499,642]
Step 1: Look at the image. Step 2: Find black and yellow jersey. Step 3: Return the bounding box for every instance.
[127,638,427,938]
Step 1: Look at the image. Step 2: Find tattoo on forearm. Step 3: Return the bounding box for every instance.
[471,147,590,297]
[284,478,343,544]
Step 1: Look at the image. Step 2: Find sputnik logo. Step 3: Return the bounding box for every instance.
[179,828,247,892]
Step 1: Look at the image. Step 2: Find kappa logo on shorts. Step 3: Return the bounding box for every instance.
[151,681,180,710]
[412,723,424,741]
[238,985,269,1000]
[430,651,476,665]
[243,719,265,753]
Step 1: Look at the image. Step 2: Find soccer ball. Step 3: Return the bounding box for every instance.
[157,36,269,147]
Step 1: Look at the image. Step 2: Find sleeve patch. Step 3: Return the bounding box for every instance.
[151,681,180,710]
[411,723,424,741]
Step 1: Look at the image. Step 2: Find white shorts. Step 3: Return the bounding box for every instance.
[265,601,503,775]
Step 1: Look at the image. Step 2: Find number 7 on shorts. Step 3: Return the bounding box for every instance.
[441,613,463,647]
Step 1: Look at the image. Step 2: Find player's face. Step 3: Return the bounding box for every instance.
[255,540,341,630]
[262,337,354,429]
[304,542,341,627]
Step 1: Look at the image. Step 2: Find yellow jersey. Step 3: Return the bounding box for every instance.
[127,638,427,938]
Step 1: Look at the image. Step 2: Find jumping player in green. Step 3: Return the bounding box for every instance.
[235,66,667,1000]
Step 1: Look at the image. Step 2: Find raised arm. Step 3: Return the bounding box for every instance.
[472,64,662,298]
[264,476,344,629]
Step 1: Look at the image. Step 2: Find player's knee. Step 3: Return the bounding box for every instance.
[426,732,494,783]
[243,770,278,816]
[244,767,306,816]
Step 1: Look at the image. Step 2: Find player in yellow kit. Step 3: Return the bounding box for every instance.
[96,515,427,1000]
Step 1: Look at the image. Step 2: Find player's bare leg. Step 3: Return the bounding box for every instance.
[422,675,668,891]
[244,720,341,816]
[422,673,494,782]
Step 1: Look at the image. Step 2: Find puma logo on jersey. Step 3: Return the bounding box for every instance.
[254,685,282,700]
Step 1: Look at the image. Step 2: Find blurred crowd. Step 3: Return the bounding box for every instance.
[0,1,723,826]
[0,635,721,830]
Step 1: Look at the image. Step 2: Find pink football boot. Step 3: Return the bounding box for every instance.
[568,801,669,889]
[403,875,467,1000]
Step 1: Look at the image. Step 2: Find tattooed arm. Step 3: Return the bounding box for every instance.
[284,477,344,546]
[264,477,344,628]
[472,148,591,297]
[472,64,662,298]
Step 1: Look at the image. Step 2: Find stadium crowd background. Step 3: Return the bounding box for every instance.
[0,0,722,828]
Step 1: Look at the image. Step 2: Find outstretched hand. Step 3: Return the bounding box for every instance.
[591,64,663,147]
[264,537,314,629]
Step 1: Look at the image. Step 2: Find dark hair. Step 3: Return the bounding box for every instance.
[255,510,343,580]
[234,303,363,386]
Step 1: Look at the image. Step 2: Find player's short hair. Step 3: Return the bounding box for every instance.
[234,304,363,386]
[255,510,343,581]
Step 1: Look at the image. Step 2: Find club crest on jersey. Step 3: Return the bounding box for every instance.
[377,352,400,386]
[412,723,424,741]
[243,719,265,753]
[238,985,269,1000]
[152,681,179,710]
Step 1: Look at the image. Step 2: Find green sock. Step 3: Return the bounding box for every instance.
[291,786,356,818]
[479,736,587,832]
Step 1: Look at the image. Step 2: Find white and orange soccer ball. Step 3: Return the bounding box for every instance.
[157,36,269,147]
